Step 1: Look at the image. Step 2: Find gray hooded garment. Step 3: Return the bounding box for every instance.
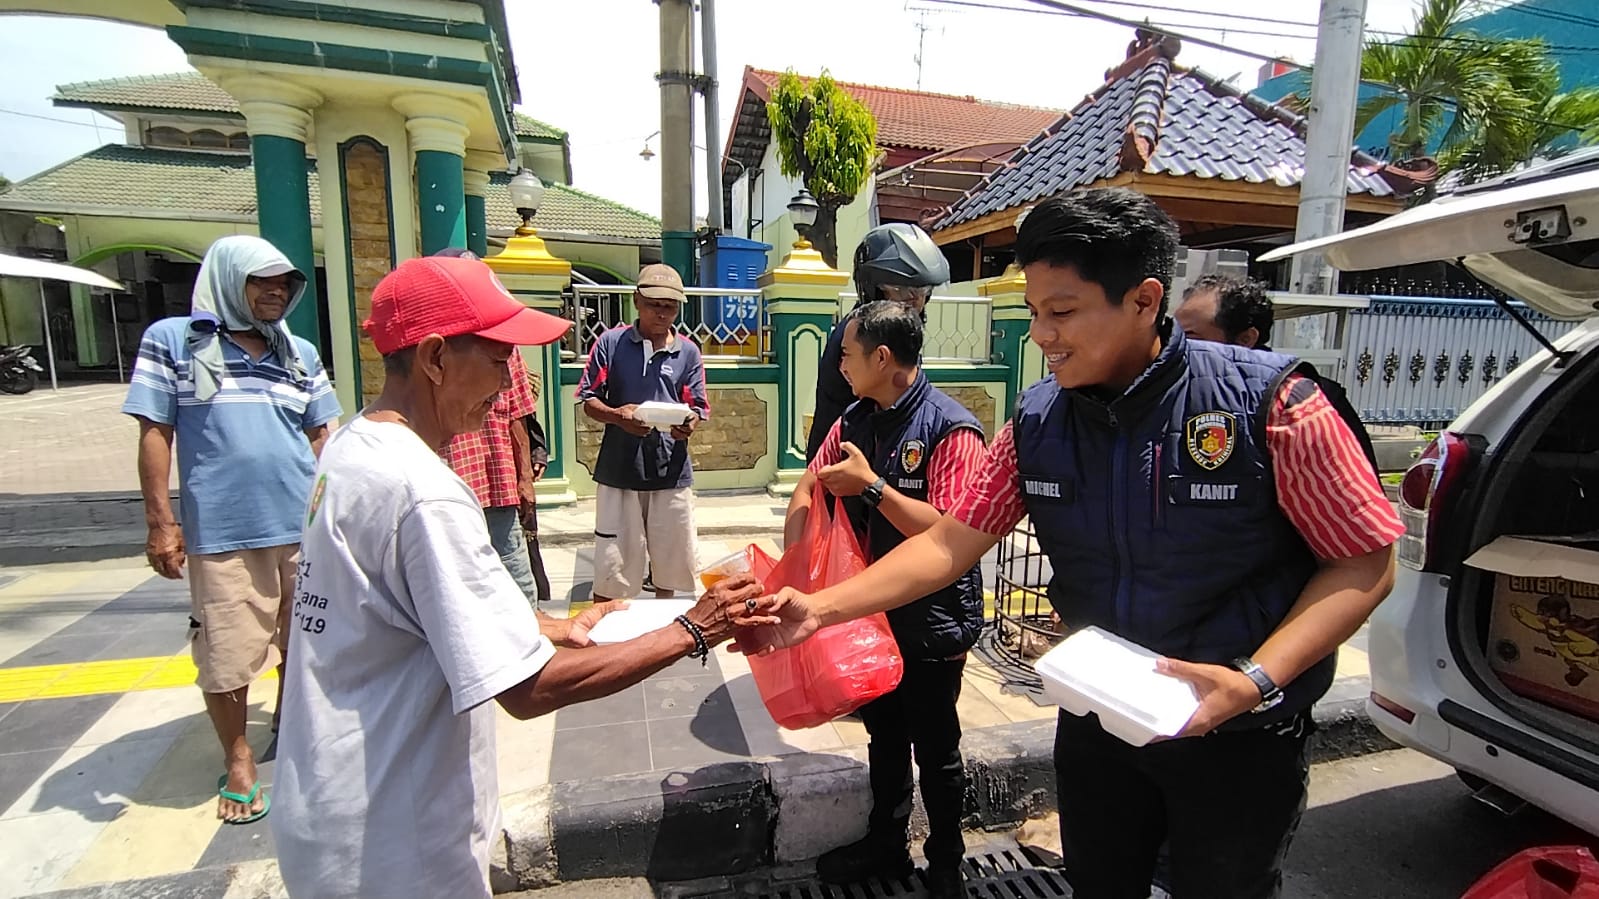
[187,235,308,402]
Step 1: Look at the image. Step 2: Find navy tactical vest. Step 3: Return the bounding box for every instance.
[1013,323,1331,729]
[838,372,987,660]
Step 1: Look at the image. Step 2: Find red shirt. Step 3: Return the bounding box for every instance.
[809,419,988,514]
[950,375,1404,560]
[445,352,537,509]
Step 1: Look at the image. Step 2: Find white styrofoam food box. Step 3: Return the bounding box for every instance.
[1034,626,1201,746]
[634,401,696,429]
[584,599,696,644]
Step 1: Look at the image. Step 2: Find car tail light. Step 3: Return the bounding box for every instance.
[1370,691,1417,724]
[1396,432,1476,571]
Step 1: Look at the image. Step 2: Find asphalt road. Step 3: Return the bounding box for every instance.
[507,748,1597,899]
[1286,749,1594,899]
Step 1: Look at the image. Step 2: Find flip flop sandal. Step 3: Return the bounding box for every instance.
[217,774,271,825]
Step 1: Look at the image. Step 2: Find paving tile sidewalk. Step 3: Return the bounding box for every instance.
[0,541,1378,897]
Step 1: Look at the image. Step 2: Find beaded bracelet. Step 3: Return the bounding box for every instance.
[675,615,709,666]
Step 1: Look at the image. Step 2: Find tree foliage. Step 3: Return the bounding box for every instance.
[1357,0,1599,182]
[766,70,878,267]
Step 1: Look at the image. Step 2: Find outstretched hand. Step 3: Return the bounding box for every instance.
[726,587,823,656]
[565,599,629,648]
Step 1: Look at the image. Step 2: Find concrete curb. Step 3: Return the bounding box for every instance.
[24,708,1394,898]
[492,706,1395,892]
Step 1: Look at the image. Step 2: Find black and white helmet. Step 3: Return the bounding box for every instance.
[852,223,950,307]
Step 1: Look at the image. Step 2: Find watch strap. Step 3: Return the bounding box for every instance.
[1232,657,1284,711]
[862,477,888,507]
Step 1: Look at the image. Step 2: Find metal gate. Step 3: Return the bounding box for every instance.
[1339,296,1580,429]
[990,520,1058,672]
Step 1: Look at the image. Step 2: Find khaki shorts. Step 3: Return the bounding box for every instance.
[187,544,298,694]
[592,484,698,597]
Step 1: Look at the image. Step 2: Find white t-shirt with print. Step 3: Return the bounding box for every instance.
[271,415,555,899]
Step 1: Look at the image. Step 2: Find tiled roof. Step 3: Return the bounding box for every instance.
[512,113,566,141]
[53,72,561,141]
[747,68,1060,152]
[485,173,659,240]
[0,145,657,241]
[0,144,317,221]
[54,71,241,116]
[938,43,1401,230]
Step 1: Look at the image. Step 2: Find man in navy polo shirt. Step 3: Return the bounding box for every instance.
[578,264,709,600]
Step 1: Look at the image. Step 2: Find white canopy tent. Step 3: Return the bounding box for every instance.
[0,251,125,391]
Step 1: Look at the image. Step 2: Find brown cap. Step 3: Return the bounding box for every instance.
[636,263,686,303]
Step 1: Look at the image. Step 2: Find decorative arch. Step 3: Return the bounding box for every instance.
[69,243,203,269]
[571,260,633,285]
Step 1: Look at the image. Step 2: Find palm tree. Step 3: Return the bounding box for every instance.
[1355,0,1599,180]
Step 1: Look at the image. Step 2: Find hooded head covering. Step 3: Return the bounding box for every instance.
[187,235,308,401]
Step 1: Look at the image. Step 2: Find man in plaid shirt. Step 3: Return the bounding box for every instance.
[445,349,543,603]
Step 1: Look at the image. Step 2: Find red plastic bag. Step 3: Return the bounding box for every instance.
[740,486,903,729]
[1462,846,1599,899]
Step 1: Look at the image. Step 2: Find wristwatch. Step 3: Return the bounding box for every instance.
[861,477,888,508]
[1231,657,1284,713]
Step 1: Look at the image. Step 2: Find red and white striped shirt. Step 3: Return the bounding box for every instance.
[809,419,988,513]
[950,375,1404,560]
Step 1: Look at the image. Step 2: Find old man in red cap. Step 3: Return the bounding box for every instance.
[270,254,762,899]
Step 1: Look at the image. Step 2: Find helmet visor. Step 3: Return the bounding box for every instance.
[879,283,935,306]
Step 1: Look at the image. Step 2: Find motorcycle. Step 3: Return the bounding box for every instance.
[0,345,44,395]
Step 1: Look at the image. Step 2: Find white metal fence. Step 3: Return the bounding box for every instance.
[566,286,997,365]
[839,291,995,364]
[566,284,768,362]
[1338,296,1580,428]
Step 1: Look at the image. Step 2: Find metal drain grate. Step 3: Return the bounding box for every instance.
[673,848,1071,899]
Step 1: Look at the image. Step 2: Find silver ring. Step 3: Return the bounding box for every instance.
[745,598,758,613]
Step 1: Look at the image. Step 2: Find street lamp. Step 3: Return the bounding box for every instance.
[639,130,661,161]
[787,189,820,249]
[508,168,546,236]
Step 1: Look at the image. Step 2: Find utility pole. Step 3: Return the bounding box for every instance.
[701,0,725,233]
[657,0,696,279]
[1290,0,1368,296]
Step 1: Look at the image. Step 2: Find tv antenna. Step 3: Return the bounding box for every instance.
[907,5,942,89]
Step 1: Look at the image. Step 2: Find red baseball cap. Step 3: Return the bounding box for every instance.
[363,255,572,354]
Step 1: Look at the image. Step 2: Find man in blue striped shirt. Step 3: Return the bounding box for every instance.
[123,235,342,826]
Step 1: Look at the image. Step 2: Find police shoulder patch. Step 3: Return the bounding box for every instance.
[1184,411,1237,471]
[900,438,926,474]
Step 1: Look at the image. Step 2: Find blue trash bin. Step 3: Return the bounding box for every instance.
[699,235,771,353]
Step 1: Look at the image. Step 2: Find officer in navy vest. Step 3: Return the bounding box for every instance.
[733,189,1401,899]
[782,301,986,899]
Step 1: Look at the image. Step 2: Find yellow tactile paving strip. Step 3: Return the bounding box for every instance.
[0,654,276,704]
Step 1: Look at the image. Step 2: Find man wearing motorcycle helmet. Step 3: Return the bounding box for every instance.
[804,222,950,463]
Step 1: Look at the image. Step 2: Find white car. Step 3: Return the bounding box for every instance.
[1263,151,1599,835]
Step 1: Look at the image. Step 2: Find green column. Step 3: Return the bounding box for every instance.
[982,267,1031,415]
[416,149,467,255]
[538,341,566,483]
[662,230,697,282]
[252,133,321,343]
[466,194,488,258]
[759,242,850,494]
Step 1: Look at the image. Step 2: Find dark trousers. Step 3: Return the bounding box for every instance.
[1052,709,1311,899]
[858,657,968,868]
[522,503,552,606]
